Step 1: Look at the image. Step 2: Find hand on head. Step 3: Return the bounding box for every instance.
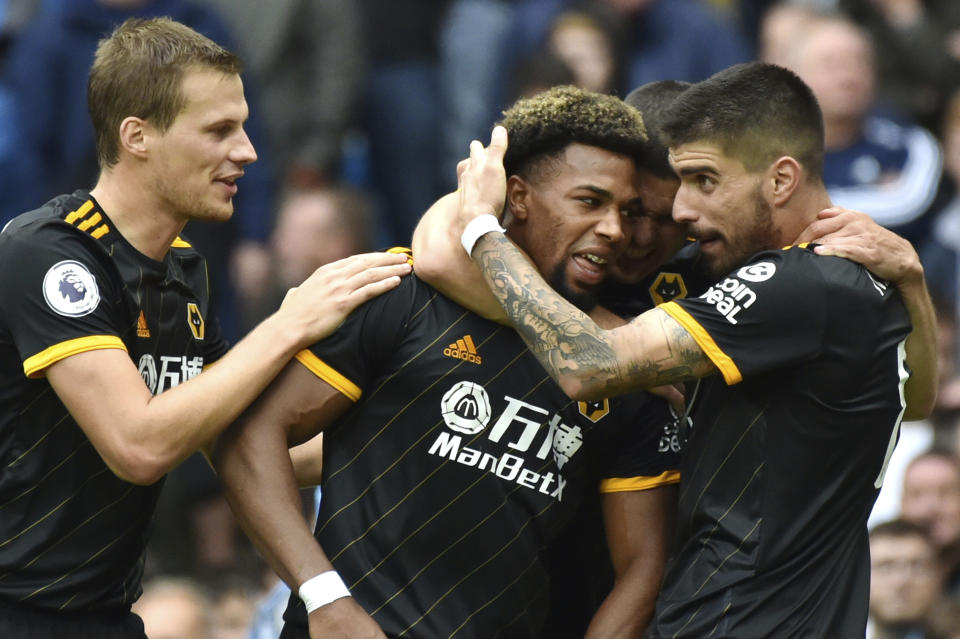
[456,125,509,231]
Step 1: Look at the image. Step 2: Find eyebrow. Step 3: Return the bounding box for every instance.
[677,165,718,177]
[573,185,614,199]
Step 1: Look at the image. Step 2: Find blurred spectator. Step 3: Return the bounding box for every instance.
[507,0,751,90]
[505,49,577,104]
[133,577,212,639]
[0,0,277,343]
[546,5,622,93]
[922,91,960,314]
[439,0,516,192]
[197,0,362,190]
[783,12,950,248]
[900,450,960,597]
[868,519,945,639]
[210,580,258,639]
[756,1,819,67]
[588,0,752,87]
[240,184,375,331]
[356,0,451,248]
[839,0,960,132]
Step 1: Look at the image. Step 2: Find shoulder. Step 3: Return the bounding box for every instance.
[0,195,101,256]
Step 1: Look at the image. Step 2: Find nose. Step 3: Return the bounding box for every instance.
[626,215,656,249]
[596,205,625,246]
[231,128,258,165]
[671,186,697,224]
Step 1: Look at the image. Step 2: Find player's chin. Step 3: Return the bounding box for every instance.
[565,280,601,312]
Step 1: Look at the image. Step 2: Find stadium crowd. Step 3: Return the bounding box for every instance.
[0,0,959,637]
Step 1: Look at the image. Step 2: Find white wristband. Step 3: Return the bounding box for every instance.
[299,570,351,613]
[460,214,506,256]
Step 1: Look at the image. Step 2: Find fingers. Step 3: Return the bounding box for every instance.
[469,138,485,164]
[344,261,413,289]
[487,125,508,162]
[320,252,411,279]
[347,270,405,305]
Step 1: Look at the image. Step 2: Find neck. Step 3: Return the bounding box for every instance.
[90,166,184,261]
[777,182,833,247]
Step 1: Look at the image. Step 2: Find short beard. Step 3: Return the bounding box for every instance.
[548,263,598,312]
[704,185,775,280]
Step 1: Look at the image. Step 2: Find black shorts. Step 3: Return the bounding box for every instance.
[0,599,146,639]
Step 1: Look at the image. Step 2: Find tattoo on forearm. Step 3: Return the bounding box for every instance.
[474,235,621,392]
[472,233,713,395]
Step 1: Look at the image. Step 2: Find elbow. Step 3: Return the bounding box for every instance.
[411,249,445,284]
[106,444,174,486]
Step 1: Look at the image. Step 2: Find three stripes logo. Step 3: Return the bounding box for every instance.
[443,334,482,365]
[136,311,151,338]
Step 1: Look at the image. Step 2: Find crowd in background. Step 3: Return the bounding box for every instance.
[0,0,959,637]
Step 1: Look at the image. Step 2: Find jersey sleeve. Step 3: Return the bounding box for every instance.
[598,392,682,493]
[659,248,826,385]
[294,274,422,402]
[0,224,127,378]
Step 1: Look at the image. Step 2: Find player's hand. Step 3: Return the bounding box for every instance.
[456,125,508,231]
[308,597,388,639]
[648,383,686,416]
[795,207,922,284]
[280,252,412,344]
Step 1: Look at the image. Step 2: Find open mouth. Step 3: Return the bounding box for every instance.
[572,252,609,285]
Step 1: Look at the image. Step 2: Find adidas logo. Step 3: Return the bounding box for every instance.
[137,311,151,338]
[443,334,482,365]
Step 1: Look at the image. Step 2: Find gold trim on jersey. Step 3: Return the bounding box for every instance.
[386,246,414,266]
[600,470,681,493]
[171,237,192,248]
[23,335,127,378]
[65,200,109,239]
[64,200,93,224]
[660,301,742,385]
[295,349,362,401]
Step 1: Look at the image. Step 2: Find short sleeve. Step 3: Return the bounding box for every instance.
[0,225,126,377]
[294,275,423,401]
[660,248,826,385]
[598,392,682,493]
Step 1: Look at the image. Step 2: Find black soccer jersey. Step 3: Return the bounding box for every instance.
[650,245,911,638]
[0,191,228,612]
[279,274,680,639]
[543,241,706,636]
[600,240,711,318]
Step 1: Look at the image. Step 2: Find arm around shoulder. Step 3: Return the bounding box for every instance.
[411,192,507,322]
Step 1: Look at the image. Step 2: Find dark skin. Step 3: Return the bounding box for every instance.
[215,142,675,638]
[454,126,935,419]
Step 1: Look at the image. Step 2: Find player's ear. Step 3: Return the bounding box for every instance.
[768,156,801,206]
[507,175,531,221]
[118,116,150,159]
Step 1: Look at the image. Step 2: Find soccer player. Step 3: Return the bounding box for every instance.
[451,62,936,636]
[212,86,680,638]
[0,18,408,639]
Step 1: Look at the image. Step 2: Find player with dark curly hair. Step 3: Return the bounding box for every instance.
[212,85,681,638]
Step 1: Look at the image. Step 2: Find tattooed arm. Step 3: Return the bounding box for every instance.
[455,126,716,399]
[471,232,716,399]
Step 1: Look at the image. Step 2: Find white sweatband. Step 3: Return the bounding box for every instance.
[299,570,351,613]
[460,214,506,256]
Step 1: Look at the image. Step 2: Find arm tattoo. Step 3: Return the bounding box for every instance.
[471,233,714,397]
[473,234,620,392]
